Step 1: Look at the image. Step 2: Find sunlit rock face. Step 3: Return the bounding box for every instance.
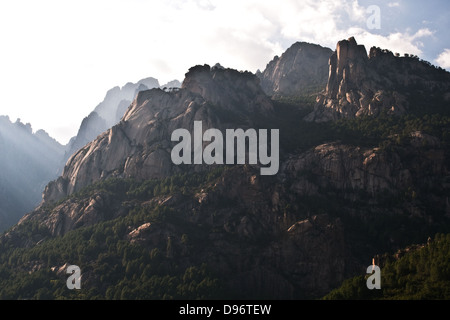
[43,65,274,203]
[65,77,180,159]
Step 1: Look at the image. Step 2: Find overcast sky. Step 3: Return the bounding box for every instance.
[0,0,449,144]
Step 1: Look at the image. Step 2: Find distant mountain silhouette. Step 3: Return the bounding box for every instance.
[65,78,181,159]
[0,116,65,231]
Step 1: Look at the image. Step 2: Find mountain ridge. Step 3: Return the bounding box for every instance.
[0,37,449,299]
[65,77,181,160]
[306,37,450,122]
[42,65,273,204]
[0,76,180,232]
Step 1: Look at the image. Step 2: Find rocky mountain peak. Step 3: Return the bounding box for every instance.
[182,64,273,114]
[326,37,368,97]
[42,65,274,204]
[306,37,450,122]
[258,41,332,97]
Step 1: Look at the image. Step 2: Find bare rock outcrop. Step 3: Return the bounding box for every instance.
[5,38,450,300]
[258,42,332,97]
[65,77,163,159]
[282,135,447,200]
[306,37,450,122]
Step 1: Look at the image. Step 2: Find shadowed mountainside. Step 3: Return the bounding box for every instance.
[0,38,449,299]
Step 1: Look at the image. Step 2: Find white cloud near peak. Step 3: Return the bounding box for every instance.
[436,49,450,69]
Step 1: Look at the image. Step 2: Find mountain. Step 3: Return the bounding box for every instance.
[0,38,449,300]
[306,37,450,122]
[0,74,181,232]
[0,76,180,232]
[65,77,181,159]
[43,65,272,203]
[0,116,65,231]
[257,41,332,98]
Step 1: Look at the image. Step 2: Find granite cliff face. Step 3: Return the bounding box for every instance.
[65,78,181,159]
[306,37,450,121]
[258,42,332,97]
[43,65,273,203]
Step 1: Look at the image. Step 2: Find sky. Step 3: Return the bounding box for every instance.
[0,0,449,145]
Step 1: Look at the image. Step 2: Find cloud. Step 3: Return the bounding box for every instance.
[346,28,435,57]
[221,0,433,62]
[436,49,450,69]
[388,2,400,7]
